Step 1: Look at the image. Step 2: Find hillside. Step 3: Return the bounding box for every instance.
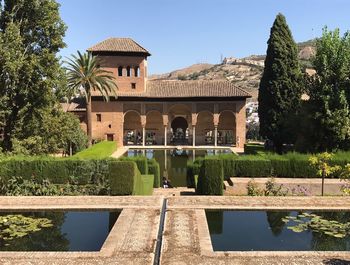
[149,41,316,101]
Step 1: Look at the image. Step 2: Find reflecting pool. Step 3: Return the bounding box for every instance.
[124,149,231,187]
[206,210,350,251]
[0,211,120,251]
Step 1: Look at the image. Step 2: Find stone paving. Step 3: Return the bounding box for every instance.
[225,177,345,196]
[1,196,350,264]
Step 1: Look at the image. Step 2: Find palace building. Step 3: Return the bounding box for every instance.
[64,38,251,147]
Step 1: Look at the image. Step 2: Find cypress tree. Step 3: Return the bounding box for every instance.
[258,13,302,153]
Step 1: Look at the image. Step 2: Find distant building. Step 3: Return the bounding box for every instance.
[64,38,252,147]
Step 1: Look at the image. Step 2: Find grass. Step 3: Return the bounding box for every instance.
[73,141,117,159]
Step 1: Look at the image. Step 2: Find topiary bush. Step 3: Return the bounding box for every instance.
[234,156,272,177]
[108,161,140,195]
[148,159,160,188]
[120,156,148,174]
[0,157,113,185]
[197,158,224,195]
[140,174,154,195]
[244,143,266,154]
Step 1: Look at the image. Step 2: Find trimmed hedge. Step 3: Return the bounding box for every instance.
[196,158,224,195]
[119,156,149,174]
[148,159,160,188]
[234,156,271,177]
[109,161,140,195]
[140,175,154,195]
[244,143,266,155]
[0,157,112,184]
[187,157,204,188]
[188,151,350,179]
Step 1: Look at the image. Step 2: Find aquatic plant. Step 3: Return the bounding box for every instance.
[0,215,53,246]
[282,212,350,238]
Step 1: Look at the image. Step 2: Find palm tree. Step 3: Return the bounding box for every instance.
[65,51,117,146]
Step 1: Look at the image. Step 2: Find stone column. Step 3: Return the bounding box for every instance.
[141,114,146,147]
[163,113,169,147]
[192,125,196,147]
[142,126,146,147]
[213,106,219,148]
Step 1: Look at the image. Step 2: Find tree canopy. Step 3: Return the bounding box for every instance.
[0,0,86,155]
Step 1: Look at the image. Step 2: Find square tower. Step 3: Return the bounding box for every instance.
[87,38,151,92]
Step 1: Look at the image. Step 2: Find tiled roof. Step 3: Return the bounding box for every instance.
[92,80,251,98]
[87,38,151,55]
[61,98,86,112]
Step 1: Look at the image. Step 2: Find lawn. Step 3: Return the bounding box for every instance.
[73,141,117,159]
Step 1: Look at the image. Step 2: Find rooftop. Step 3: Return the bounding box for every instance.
[87,38,151,56]
[91,80,252,99]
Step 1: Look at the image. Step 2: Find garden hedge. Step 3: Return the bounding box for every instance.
[119,156,149,174]
[148,159,160,188]
[0,157,112,184]
[188,152,350,179]
[109,161,140,195]
[196,158,224,195]
[140,174,154,195]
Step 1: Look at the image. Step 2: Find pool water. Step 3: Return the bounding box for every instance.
[206,210,350,251]
[124,149,231,187]
[0,211,120,251]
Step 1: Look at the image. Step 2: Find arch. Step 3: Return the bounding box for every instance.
[146,110,163,145]
[171,117,188,145]
[218,110,236,145]
[124,110,142,145]
[196,111,214,145]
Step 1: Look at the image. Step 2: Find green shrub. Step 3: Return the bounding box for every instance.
[187,157,204,188]
[140,175,154,195]
[108,161,140,195]
[148,159,160,188]
[221,155,238,179]
[73,141,117,159]
[235,156,271,177]
[284,153,317,178]
[0,157,112,185]
[120,156,148,174]
[197,158,224,195]
[264,154,292,177]
[247,179,264,196]
[244,144,265,155]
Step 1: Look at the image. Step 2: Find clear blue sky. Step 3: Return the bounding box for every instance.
[58,0,350,74]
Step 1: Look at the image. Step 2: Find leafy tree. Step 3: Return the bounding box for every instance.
[12,107,87,155]
[65,52,117,146]
[0,0,67,152]
[258,13,302,153]
[309,153,341,196]
[302,28,350,152]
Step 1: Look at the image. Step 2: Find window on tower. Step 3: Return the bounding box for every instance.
[118,66,123,76]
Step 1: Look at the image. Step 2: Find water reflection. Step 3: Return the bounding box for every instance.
[125,149,231,187]
[0,211,120,252]
[206,210,350,251]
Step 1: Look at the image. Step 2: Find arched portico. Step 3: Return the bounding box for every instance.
[124,110,142,145]
[218,111,236,145]
[171,116,188,144]
[146,110,163,145]
[195,111,214,145]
